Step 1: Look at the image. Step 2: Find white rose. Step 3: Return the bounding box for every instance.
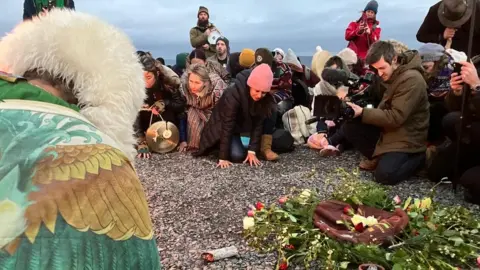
[243,217,255,230]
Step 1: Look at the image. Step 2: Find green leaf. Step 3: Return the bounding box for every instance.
[385,252,392,261]
[443,230,458,237]
[448,236,464,246]
[340,261,350,269]
[288,214,297,223]
[392,263,404,270]
[471,229,479,234]
[409,212,418,218]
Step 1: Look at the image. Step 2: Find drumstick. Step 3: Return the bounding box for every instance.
[445,38,452,49]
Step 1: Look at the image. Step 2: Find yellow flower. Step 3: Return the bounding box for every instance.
[420,198,432,210]
[364,216,379,227]
[300,189,312,199]
[351,214,366,226]
[243,217,255,230]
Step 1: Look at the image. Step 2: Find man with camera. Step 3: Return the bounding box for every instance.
[428,60,480,204]
[344,41,430,185]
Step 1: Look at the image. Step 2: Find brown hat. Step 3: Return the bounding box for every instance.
[198,6,209,17]
[438,0,474,28]
[254,48,274,68]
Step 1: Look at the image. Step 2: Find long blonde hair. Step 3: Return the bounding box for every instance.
[187,63,211,94]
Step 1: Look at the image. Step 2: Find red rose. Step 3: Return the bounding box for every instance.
[284,244,294,250]
[247,210,255,217]
[343,205,354,215]
[354,223,364,232]
[256,202,265,211]
[279,261,288,270]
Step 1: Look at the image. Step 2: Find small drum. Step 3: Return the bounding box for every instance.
[208,30,221,45]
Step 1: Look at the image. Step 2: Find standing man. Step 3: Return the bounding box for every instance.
[189,6,220,58]
[208,37,230,69]
[416,0,480,56]
[23,0,75,20]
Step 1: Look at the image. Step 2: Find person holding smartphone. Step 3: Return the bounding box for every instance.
[427,60,480,204]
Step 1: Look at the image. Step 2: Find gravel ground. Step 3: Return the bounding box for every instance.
[136,147,480,270]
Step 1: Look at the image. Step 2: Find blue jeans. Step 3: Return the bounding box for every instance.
[230,135,247,163]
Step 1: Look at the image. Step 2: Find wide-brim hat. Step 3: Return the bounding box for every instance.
[438,0,474,28]
[0,8,146,162]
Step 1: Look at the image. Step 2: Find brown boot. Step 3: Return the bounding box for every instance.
[359,157,378,171]
[261,134,279,161]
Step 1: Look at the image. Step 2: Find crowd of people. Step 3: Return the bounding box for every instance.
[136,0,480,201]
[0,0,479,269]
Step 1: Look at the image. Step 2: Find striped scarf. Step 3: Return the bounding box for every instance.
[181,73,227,149]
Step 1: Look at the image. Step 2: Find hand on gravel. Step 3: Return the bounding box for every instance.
[137,143,151,159]
[217,159,233,168]
[243,152,262,167]
[177,142,188,152]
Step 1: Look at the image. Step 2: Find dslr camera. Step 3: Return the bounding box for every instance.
[309,68,375,122]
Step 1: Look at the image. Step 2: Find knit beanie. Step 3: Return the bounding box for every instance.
[189,49,206,62]
[176,52,189,69]
[198,6,209,17]
[216,36,229,47]
[284,48,302,71]
[254,48,274,67]
[337,48,358,66]
[239,48,255,68]
[247,64,274,92]
[418,43,445,63]
[364,0,378,14]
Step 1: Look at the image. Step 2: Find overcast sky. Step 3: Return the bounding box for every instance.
[1,0,438,60]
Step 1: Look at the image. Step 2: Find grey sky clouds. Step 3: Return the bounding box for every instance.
[1,0,438,60]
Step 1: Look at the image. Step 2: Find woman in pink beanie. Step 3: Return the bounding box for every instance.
[193,64,278,168]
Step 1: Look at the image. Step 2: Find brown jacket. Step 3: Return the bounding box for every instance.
[362,51,429,157]
[189,24,218,58]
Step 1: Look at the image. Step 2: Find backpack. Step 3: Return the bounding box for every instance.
[282,105,317,145]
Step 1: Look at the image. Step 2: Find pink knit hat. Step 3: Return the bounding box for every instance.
[247,64,273,91]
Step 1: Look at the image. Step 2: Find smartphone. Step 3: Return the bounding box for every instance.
[453,62,462,75]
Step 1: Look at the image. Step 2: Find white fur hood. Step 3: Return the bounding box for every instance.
[0,9,145,162]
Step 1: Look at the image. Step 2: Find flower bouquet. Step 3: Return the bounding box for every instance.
[243,169,480,270]
[313,200,409,245]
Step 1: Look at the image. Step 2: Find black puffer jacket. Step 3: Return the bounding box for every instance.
[194,69,275,160]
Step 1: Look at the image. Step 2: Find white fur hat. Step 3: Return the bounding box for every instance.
[0,9,145,162]
[337,48,358,66]
[284,48,302,71]
[273,48,285,58]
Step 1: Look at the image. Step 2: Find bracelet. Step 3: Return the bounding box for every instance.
[248,150,256,155]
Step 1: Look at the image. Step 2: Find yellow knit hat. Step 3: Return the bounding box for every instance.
[239,49,255,68]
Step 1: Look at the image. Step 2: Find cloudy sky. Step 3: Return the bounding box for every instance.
[1,0,438,61]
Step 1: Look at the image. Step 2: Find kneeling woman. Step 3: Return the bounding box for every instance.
[180,63,228,151]
[193,64,276,168]
[135,53,187,158]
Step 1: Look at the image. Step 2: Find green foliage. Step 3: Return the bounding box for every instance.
[243,169,480,270]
